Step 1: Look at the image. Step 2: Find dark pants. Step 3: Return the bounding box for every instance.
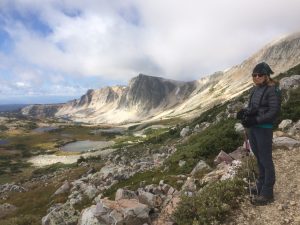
[248,127,275,198]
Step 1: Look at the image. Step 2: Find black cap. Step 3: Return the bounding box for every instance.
[252,62,274,76]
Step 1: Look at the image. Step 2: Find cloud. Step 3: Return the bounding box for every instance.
[1,0,300,103]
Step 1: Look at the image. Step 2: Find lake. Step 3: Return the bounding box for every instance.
[0,139,9,145]
[61,140,115,152]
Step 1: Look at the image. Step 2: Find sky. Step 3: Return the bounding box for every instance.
[0,0,300,104]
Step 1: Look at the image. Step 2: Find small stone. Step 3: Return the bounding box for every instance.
[277,204,285,211]
[289,201,296,206]
[294,216,300,222]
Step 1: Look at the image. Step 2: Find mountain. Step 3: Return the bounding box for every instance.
[21,32,300,124]
[0,104,28,112]
[23,74,198,123]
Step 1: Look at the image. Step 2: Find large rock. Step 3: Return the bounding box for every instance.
[180,126,190,137]
[190,160,211,176]
[42,202,79,225]
[288,120,300,137]
[78,205,103,225]
[214,150,233,165]
[278,119,293,130]
[53,180,70,196]
[229,146,248,160]
[234,123,244,134]
[137,190,163,208]
[115,188,138,201]
[279,75,300,90]
[273,136,300,148]
[92,199,151,225]
[152,194,180,225]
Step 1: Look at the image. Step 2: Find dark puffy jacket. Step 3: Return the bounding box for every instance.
[247,84,281,124]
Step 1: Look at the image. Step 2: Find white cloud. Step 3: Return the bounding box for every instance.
[1,0,300,101]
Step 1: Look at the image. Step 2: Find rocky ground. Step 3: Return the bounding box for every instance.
[227,146,300,225]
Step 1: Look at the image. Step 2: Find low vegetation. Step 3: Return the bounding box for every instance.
[166,119,243,174]
[174,177,246,225]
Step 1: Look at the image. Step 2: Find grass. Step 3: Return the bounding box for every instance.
[102,169,182,200]
[0,165,88,224]
[165,119,243,174]
[173,177,246,225]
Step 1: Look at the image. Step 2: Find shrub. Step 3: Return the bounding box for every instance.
[31,162,76,177]
[279,86,300,122]
[0,215,40,225]
[173,178,246,225]
[166,119,243,174]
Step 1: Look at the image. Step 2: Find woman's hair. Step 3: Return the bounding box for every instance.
[265,76,278,86]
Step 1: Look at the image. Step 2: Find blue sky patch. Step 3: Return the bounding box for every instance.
[9,9,52,36]
[0,28,13,53]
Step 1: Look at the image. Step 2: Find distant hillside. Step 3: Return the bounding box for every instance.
[0,104,28,112]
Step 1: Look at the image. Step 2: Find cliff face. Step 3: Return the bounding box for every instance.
[21,32,300,124]
[21,104,63,118]
[51,74,198,123]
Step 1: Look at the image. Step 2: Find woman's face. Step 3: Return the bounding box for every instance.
[252,73,267,85]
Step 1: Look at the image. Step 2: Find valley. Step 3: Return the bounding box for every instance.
[0,35,299,225]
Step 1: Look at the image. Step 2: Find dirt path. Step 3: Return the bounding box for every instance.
[228,146,300,225]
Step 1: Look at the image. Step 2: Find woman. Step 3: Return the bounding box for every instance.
[237,62,281,205]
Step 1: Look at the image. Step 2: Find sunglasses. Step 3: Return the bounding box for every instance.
[252,73,265,78]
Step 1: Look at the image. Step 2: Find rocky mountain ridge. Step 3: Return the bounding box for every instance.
[22,32,300,124]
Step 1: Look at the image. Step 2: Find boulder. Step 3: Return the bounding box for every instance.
[78,205,102,225]
[279,75,300,90]
[214,150,233,165]
[42,202,79,225]
[180,126,190,137]
[190,160,211,176]
[278,119,293,130]
[138,190,163,208]
[234,123,244,134]
[229,146,248,160]
[201,168,228,184]
[152,194,180,225]
[273,136,300,148]
[288,120,300,137]
[93,199,151,225]
[115,188,138,201]
[53,180,70,196]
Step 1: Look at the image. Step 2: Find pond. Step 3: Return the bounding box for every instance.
[61,140,115,152]
[0,139,9,145]
[33,126,58,133]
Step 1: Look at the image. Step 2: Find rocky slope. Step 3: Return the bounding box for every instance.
[22,32,300,124]
[1,72,299,225]
[227,146,300,225]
